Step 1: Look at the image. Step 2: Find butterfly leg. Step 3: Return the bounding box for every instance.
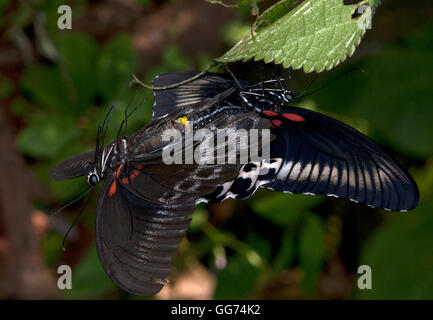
[224,65,244,90]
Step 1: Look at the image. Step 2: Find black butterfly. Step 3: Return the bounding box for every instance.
[50,71,419,296]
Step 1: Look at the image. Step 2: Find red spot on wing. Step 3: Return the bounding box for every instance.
[282,113,305,122]
[135,165,144,170]
[272,119,282,127]
[108,181,117,197]
[121,177,129,185]
[263,110,278,117]
[130,170,140,182]
[116,165,123,178]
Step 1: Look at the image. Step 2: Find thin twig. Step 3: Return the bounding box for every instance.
[205,0,238,8]
[130,61,219,90]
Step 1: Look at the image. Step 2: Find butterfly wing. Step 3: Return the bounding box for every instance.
[95,173,195,296]
[203,107,419,212]
[96,108,269,296]
[49,151,95,180]
[97,138,251,296]
[122,104,272,204]
[152,72,248,119]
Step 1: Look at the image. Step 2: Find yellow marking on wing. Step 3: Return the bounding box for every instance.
[175,116,190,133]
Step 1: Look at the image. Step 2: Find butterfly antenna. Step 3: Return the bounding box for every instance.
[287,68,292,80]
[48,187,94,226]
[62,189,93,251]
[224,65,244,90]
[260,65,265,96]
[100,106,115,149]
[296,74,318,98]
[272,66,289,91]
[101,105,114,134]
[95,125,102,162]
[124,87,141,137]
[117,91,152,140]
[295,67,364,100]
[127,92,151,118]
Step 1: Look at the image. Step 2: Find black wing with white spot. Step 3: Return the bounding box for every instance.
[203,106,419,212]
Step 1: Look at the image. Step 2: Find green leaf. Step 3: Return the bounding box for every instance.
[17,116,79,158]
[41,231,63,267]
[217,0,380,72]
[189,208,210,232]
[34,158,88,201]
[162,45,190,71]
[97,33,136,102]
[299,214,325,296]
[10,97,30,117]
[0,0,12,29]
[63,246,117,299]
[214,252,261,299]
[352,49,433,158]
[273,229,296,271]
[20,65,72,112]
[221,21,251,45]
[355,199,433,299]
[55,33,99,111]
[145,44,191,85]
[251,192,324,227]
[94,89,152,144]
[255,0,297,31]
[247,232,272,261]
[314,22,433,158]
[0,75,13,99]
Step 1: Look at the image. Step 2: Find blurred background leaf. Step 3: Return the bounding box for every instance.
[355,165,433,299]
[299,214,325,296]
[17,115,79,158]
[251,192,324,227]
[63,246,117,299]
[96,33,136,102]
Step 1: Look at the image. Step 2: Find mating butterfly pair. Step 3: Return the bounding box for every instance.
[50,71,419,296]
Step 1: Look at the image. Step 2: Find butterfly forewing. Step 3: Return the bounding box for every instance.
[49,151,95,180]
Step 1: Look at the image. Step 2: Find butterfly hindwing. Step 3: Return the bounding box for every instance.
[203,107,419,212]
[95,173,195,296]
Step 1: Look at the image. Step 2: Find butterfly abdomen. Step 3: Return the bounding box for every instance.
[190,103,248,130]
